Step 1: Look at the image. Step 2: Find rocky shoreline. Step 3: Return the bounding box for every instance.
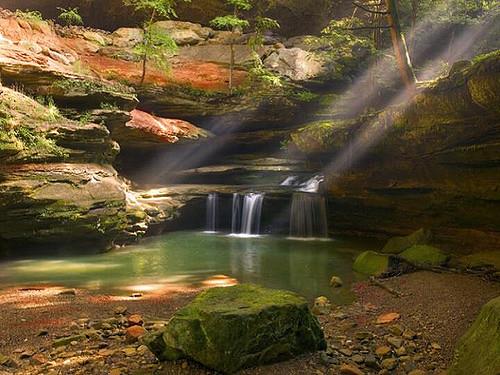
[0,271,498,375]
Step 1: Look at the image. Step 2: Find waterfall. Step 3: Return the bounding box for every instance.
[289,192,328,238]
[205,193,218,232]
[299,175,325,193]
[230,193,264,235]
[231,193,242,234]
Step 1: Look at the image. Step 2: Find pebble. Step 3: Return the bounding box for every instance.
[127,314,144,326]
[431,342,442,350]
[330,276,343,288]
[339,348,352,357]
[58,289,76,296]
[364,354,378,369]
[408,370,427,375]
[395,346,407,356]
[403,329,417,339]
[387,336,403,348]
[381,357,398,370]
[125,325,146,343]
[122,347,136,356]
[376,312,400,324]
[339,363,364,375]
[375,346,391,357]
[388,324,403,336]
[109,369,121,375]
[114,306,127,315]
[352,354,364,364]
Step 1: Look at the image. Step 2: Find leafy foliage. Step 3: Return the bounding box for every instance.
[57,7,83,26]
[123,0,185,18]
[15,9,44,22]
[210,15,250,30]
[133,24,178,72]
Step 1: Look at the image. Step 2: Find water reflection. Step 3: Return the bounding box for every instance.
[0,232,377,303]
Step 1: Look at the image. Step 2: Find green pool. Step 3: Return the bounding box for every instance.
[0,232,377,304]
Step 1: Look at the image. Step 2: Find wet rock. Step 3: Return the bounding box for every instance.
[53,334,86,347]
[376,312,400,324]
[125,325,147,343]
[387,337,403,349]
[381,228,432,254]
[312,296,332,315]
[329,275,343,288]
[127,314,144,327]
[339,363,364,375]
[381,357,398,370]
[375,346,391,357]
[114,306,127,315]
[352,354,364,364]
[144,284,326,374]
[400,245,449,267]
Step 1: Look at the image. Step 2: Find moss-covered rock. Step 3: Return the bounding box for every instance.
[458,251,500,271]
[353,251,390,276]
[144,284,326,374]
[449,296,500,375]
[381,228,432,254]
[399,245,449,267]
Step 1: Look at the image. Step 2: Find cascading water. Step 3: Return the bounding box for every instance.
[289,192,328,239]
[280,176,300,186]
[205,193,218,233]
[299,175,325,193]
[231,193,242,234]
[231,193,264,236]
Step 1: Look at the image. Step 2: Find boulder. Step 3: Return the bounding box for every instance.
[353,251,390,276]
[111,27,143,48]
[153,20,212,46]
[457,251,500,272]
[381,228,432,254]
[449,296,500,375]
[144,284,326,373]
[178,44,268,66]
[264,47,326,81]
[399,245,449,267]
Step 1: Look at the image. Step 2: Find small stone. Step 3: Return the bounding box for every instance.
[312,296,331,315]
[376,312,400,324]
[122,347,136,356]
[339,348,353,357]
[125,325,146,343]
[181,361,188,369]
[403,329,417,339]
[0,354,18,368]
[136,345,149,354]
[387,336,403,348]
[375,346,391,357]
[53,334,86,348]
[352,354,364,364]
[330,276,343,288]
[109,369,121,375]
[127,314,144,326]
[320,351,339,365]
[388,324,403,336]
[114,306,127,315]
[381,357,398,370]
[408,370,426,375]
[430,342,441,350]
[339,363,364,375]
[395,347,407,356]
[19,351,34,359]
[355,331,372,340]
[30,353,48,365]
[58,289,76,296]
[365,354,378,369]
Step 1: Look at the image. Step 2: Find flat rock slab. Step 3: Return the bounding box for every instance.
[144,284,326,373]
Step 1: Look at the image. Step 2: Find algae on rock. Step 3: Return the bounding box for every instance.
[144,284,326,374]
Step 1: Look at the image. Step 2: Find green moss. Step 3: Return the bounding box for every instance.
[459,251,500,271]
[449,296,500,375]
[353,251,390,276]
[399,245,449,267]
[145,284,326,373]
[381,228,432,254]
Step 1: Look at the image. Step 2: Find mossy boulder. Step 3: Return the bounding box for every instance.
[381,228,432,254]
[353,251,390,276]
[399,245,449,267]
[144,284,326,374]
[458,251,500,271]
[449,296,500,375]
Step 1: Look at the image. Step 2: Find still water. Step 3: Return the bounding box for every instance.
[0,232,376,304]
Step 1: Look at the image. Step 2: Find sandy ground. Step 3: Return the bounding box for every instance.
[0,271,498,375]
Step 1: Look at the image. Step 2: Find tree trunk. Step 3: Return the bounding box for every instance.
[140,55,147,85]
[229,41,234,93]
[385,0,417,90]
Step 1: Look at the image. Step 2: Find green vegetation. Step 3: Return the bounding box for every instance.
[99,102,120,111]
[400,245,449,267]
[210,0,252,92]
[123,0,189,84]
[57,7,83,26]
[14,9,44,22]
[353,251,390,276]
[35,96,61,122]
